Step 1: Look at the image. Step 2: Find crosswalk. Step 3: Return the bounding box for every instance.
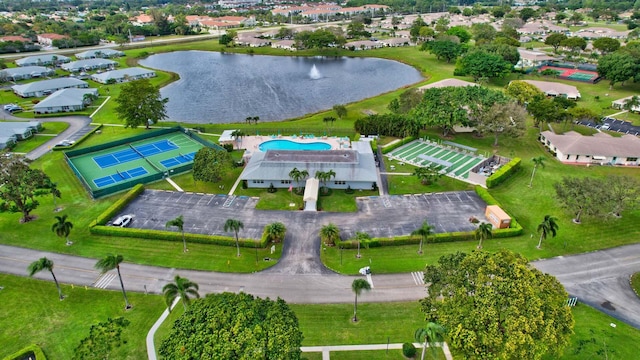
[93,273,116,289]
[411,271,424,285]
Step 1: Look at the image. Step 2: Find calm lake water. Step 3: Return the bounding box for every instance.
[139,51,423,124]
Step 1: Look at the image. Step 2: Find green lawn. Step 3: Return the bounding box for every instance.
[631,273,640,297]
[39,121,70,134]
[9,134,53,153]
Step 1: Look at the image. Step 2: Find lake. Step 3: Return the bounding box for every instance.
[139,51,423,124]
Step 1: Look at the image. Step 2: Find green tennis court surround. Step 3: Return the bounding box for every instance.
[64,127,223,198]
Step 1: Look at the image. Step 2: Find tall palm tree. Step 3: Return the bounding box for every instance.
[230,129,244,149]
[320,223,340,245]
[45,179,61,211]
[95,254,131,309]
[224,219,244,257]
[411,220,434,255]
[537,215,559,249]
[323,116,336,136]
[351,278,371,322]
[162,275,200,311]
[166,215,187,252]
[289,167,309,193]
[475,222,493,249]
[265,222,286,243]
[623,95,640,113]
[529,156,546,188]
[415,322,446,360]
[51,214,73,246]
[28,257,64,300]
[354,231,370,258]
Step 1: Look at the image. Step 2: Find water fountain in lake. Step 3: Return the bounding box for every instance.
[309,64,322,80]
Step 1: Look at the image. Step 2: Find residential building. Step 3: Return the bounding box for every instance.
[61,58,118,72]
[345,40,383,50]
[612,96,640,112]
[521,80,581,100]
[271,40,296,51]
[0,121,42,140]
[90,67,156,84]
[540,130,640,166]
[1,66,54,81]
[75,49,125,59]
[0,135,16,150]
[418,78,478,91]
[33,88,99,114]
[12,77,88,98]
[515,48,556,69]
[15,54,71,67]
[37,33,70,46]
[0,36,31,43]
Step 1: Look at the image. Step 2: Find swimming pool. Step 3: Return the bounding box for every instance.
[259,140,332,151]
[259,140,331,151]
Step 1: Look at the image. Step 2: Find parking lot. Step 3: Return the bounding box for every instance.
[578,118,640,136]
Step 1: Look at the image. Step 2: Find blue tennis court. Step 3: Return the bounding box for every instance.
[160,152,196,168]
[93,140,178,168]
[93,167,149,188]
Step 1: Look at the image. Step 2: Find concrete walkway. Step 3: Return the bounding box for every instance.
[146,297,180,360]
[301,342,452,360]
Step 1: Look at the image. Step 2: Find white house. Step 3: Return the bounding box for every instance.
[0,121,42,140]
[271,40,296,51]
[1,66,54,81]
[61,58,118,72]
[15,54,71,67]
[612,95,640,112]
[12,77,89,97]
[33,88,99,114]
[540,130,640,166]
[75,49,125,59]
[522,80,581,100]
[90,67,156,84]
[515,48,557,69]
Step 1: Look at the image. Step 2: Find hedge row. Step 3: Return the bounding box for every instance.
[90,225,271,248]
[3,344,47,360]
[486,157,521,188]
[475,185,524,237]
[89,184,144,227]
[52,123,103,151]
[381,136,417,154]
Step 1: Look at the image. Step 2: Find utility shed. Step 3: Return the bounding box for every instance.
[485,205,511,229]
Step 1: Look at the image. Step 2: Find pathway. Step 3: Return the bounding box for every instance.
[301,342,452,360]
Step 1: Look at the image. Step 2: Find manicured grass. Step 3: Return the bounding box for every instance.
[0,274,166,360]
[631,273,640,298]
[39,121,70,134]
[9,134,53,153]
[304,349,445,359]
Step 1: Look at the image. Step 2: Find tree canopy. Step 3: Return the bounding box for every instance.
[421,250,574,360]
[159,292,303,359]
[476,101,527,146]
[597,51,638,88]
[506,80,545,104]
[73,317,130,360]
[192,147,233,183]
[422,36,465,63]
[455,49,512,82]
[114,79,168,129]
[0,155,52,222]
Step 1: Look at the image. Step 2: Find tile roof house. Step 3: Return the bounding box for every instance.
[418,78,478,91]
[522,80,580,100]
[540,130,640,165]
[33,88,99,114]
[12,77,88,97]
[37,33,70,45]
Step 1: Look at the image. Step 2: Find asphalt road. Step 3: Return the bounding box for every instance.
[533,244,640,329]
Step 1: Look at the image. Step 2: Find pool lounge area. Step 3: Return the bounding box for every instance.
[224,134,348,154]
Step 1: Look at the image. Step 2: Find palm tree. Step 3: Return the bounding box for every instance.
[475,222,493,249]
[623,95,640,113]
[44,179,61,211]
[411,220,434,255]
[230,129,244,149]
[51,214,73,246]
[354,231,370,258]
[351,278,371,322]
[166,215,187,252]
[265,222,286,243]
[323,116,336,135]
[529,156,546,188]
[537,215,559,249]
[315,169,336,194]
[95,254,131,309]
[224,219,244,257]
[252,116,260,125]
[162,275,200,311]
[28,257,64,300]
[415,322,446,360]
[320,223,340,245]
[289,167,309,193]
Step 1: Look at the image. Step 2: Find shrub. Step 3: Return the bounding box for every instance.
[485,157,521,188]
[402,342,417,358]
[4,344,47,360]
[89,184,144,227]
[381,136,416,154]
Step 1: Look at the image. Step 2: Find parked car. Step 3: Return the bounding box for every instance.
[112,215,133,227]
[4,104,22,113]
[54,140,75,147]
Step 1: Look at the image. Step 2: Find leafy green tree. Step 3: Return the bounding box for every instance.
[28,257,64,300]
[192,147,233,183]
[476,101,527,146]
[478,43,521,65]
[351,279,371,322]
[544,33,568,53]
[95,254,131,309]
[0,155,52,223]
[114,79,168,129]
[470,23,496,44]
[333,104,347,119]
[410,16,428,41]
[411,220,434,254]
[415,322,445,360]
[422,36,464,63]
[598,51,638,89]
[421,250,574,359]
[52,214,73,246]
[623,95,640,112]
[567,107,599,129]
[593,37,621,54]
[159,293,303,359]
[529,156,546,188]
[456,50,512,82]
[224,218,244,257]
[353,231,371,258]
[165,215,186,252]
[266,222,287,243]
[446,26,471,43]
[519,7,537,21]
[163,275,200,311]
[605,176,640,217]
[294,29,342,50]
[554,176,606,223]
[320,223,340,246]
[475,222,492,249]
[506,80,545,104]
[73,317,130,360]
[413,164,443,186]
[537,215,559,249]
[527,96,567,128]
[561,36,587,54]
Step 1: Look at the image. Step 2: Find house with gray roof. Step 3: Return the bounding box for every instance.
[90,67,156,84]
[0,135,17,150]
[0,121,42,140]
[1,66,54,81]
[61,58,118,72]
[540,130,640,166]
[75,49,125,59]
[12,77,89,97]
[240,141,378,190]
[33,88,99,114]
[15,54,71,67]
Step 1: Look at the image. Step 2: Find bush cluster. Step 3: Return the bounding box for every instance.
[381,136,417,154]
[89,184,144,227]
[4,344,47,360]
[485,157,521,188]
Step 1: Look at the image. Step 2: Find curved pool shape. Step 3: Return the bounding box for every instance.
[259,140,332,152]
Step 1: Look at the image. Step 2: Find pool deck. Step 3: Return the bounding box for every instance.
[234,135,349,153]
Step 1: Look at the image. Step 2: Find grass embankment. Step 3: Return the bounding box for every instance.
[631,273,640,298]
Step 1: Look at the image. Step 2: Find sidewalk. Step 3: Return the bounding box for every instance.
[301,342,453,360]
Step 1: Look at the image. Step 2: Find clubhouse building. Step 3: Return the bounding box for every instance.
[540,130,640,166]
